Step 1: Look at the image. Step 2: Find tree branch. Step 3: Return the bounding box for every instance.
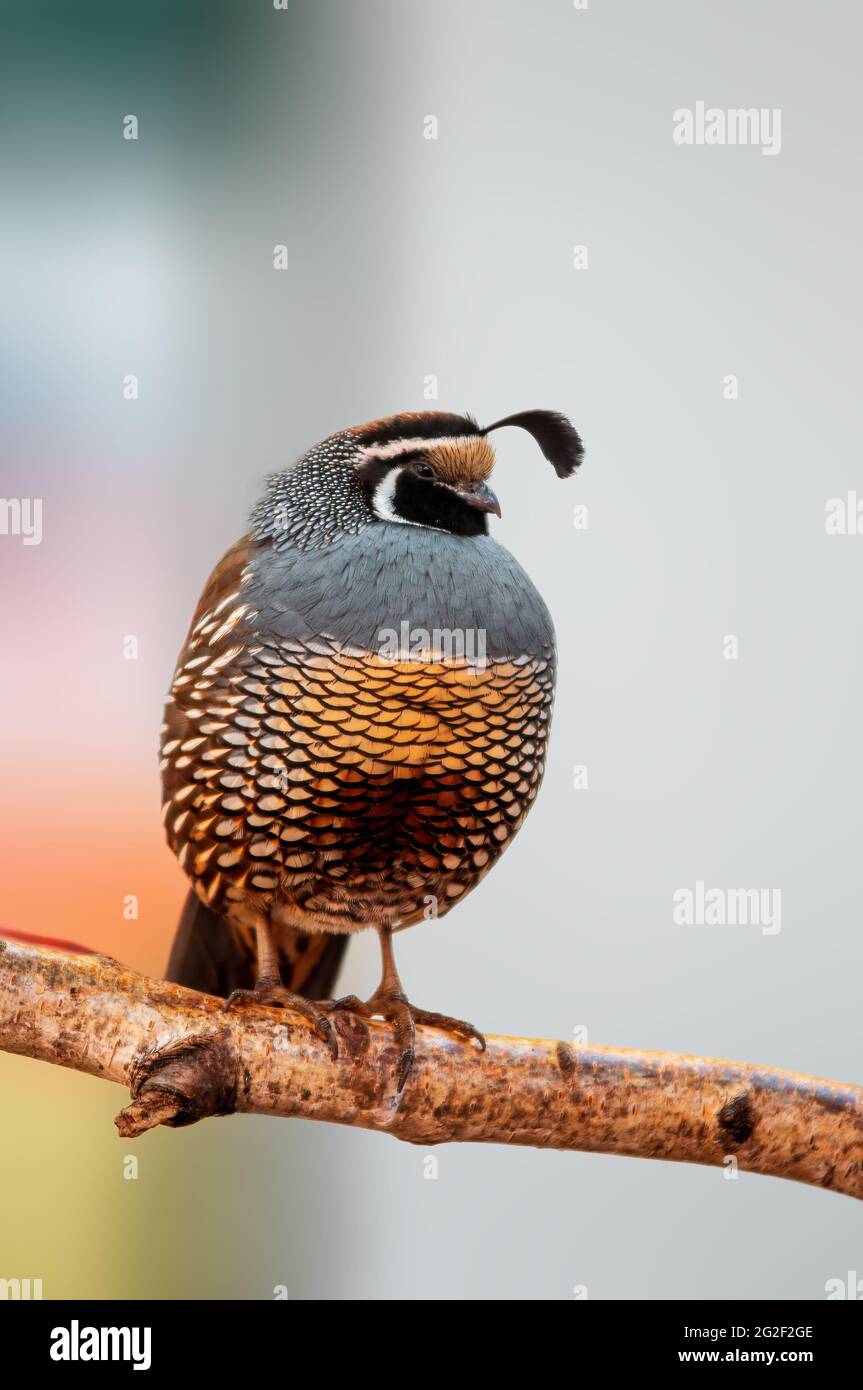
[1,936,861,1199]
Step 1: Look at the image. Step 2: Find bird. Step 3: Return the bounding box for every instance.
[161,407,583,1087]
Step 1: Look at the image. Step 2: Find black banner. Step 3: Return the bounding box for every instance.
[2,1299,857,1372]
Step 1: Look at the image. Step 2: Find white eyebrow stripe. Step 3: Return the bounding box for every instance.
[371,467,427,527]
[361,434,479,461]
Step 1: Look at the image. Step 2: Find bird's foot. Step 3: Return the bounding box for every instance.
[224,976,337,1059]
[325,990,484,1091]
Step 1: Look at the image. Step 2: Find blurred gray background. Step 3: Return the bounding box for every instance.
[1,0,860,1299]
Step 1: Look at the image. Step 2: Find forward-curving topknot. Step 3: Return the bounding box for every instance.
[481,410,584,478]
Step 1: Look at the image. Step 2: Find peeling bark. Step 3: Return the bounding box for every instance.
[1,937,861,1199]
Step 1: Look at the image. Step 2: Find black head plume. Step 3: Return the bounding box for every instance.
[481,410,584,478]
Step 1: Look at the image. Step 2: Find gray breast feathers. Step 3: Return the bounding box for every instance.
[246,526,555,663]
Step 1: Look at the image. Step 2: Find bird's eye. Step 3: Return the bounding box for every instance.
[414,461,434,478]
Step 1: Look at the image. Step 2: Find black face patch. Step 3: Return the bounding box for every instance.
[355,455,394,491]
[392,468,489,537]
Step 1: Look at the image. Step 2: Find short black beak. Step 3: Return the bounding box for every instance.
[456,481,502,518]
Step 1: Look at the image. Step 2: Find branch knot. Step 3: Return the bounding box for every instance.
[117,1032,239,1137]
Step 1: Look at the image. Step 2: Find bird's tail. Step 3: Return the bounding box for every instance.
[165,890,347,1001]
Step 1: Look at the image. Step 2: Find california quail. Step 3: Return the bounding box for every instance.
[162,409,583,1085]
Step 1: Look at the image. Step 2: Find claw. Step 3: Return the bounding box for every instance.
[312,1011,338,1060]
[321,994,371,1017]
[410,1008,486,1052]
[396,1044,415,1094]
[224,980,338,1060]
[326,988,484,1090]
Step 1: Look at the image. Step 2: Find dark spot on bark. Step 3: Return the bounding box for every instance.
[556,1041,576,1077]
[333,1009,370,1060]
[718,1092,755,1147]
[301,1088,311,1101]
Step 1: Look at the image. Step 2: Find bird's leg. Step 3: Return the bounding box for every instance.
[326,926,484,1090]
[224,916,337,1058]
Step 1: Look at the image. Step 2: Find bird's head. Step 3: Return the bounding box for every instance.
[351,409,583,537]
[252,409,583,548]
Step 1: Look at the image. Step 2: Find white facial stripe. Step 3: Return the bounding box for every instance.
[371,466,428,528]
[361,434,478,462]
